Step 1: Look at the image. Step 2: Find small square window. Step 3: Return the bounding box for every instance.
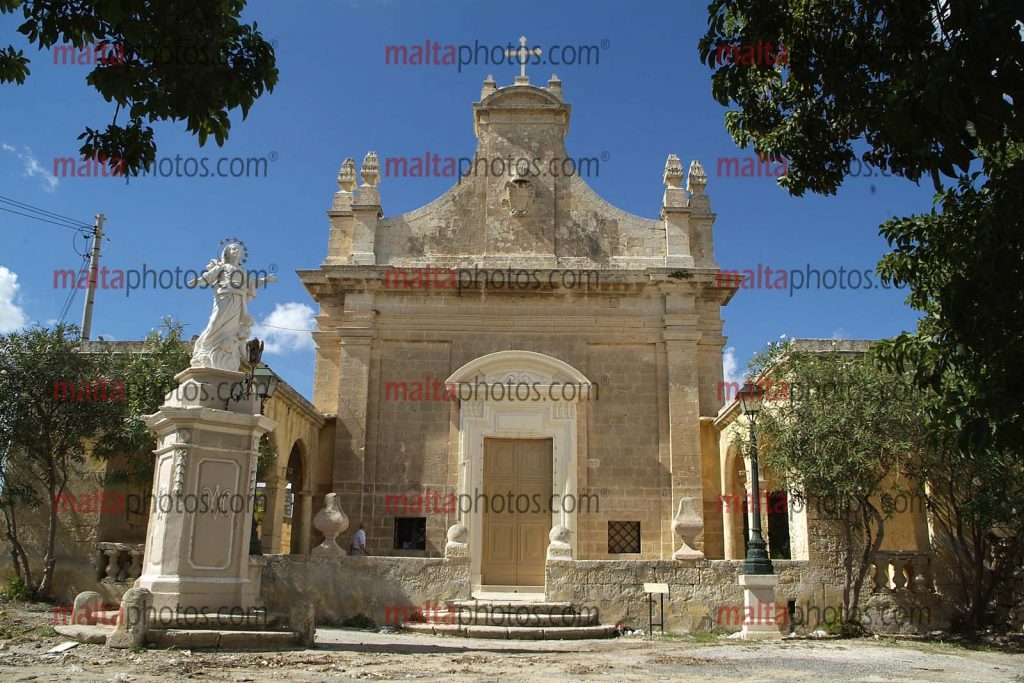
[608,521,641,554]
[394,517,427,551]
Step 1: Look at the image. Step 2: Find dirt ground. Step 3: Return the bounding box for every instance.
[2,601,1021,682]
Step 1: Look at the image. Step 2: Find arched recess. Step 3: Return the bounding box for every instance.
[722,444,747,560]
[282,439,311,555]
[446,350,592,589]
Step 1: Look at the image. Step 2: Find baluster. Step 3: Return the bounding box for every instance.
[892,557,908,591]
[872,556,890,592]
[128,549,143,580]
[116,550,130,581]
[102,548,120,582]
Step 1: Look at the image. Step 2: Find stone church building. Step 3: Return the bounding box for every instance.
[24,71,948,637]
[298,70,731,585]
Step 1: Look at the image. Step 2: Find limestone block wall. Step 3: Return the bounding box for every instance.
[260,555,471,625]
[545,558,943,634]
[339,286,712,561]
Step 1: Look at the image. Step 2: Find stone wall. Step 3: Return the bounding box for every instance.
[545,558,945,635]
[260,555,471,626]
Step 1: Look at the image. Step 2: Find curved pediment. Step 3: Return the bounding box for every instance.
[446,350,591,386]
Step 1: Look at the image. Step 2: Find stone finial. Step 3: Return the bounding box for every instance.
[481,74,497,99]
[72,591,102,626]
[672,497,705,560]
[106,587,151,649]
[664,154,684,189]
[444,522,469,560]
[547,73,563,100]
[360,151,380,187]
[546,525,573,560]
[687,159,708,193]
[338,158,356,192]
[312,493,349,557]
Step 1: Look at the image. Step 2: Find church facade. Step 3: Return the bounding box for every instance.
[298,71,732,589]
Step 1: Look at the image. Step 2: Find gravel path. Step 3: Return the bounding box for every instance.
[0,625,1021,682]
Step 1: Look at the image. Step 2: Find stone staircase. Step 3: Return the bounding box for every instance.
[54,606,310,650]
[401,599,617,640]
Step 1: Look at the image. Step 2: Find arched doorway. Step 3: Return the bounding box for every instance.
[445,350,591,590]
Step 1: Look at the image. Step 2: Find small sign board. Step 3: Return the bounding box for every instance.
[643,582,669,594]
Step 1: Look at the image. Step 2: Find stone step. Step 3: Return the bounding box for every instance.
[54,624,114,644]
[154,612,286,630]
[417,609,598,627]
[402,622,618,640]
[86,609,285,630]
[447,599,575,613]
[147,629,300,649]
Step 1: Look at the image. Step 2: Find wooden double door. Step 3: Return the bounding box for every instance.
[481,438,553,587]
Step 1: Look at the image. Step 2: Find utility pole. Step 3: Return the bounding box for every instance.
[80,213,105,341]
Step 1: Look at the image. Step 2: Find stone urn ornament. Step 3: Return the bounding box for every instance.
[546,525,573,560]
[672,497,705,560]
[312,493,349,557]
[444,522,469,559]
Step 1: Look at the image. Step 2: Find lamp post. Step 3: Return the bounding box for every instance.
[737,382,774,576]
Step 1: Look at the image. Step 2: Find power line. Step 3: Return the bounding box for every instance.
[0,205,91,232]
[0,194,92,229]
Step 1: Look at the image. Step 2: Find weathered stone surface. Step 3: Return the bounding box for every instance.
[261,555,471,626]
[72,591,102,626]
[54,624,113,644]
[106,587,151,649]
[290,600,316,647]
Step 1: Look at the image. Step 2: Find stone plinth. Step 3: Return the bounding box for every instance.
[738,574,782,640]
[137,367,276,613]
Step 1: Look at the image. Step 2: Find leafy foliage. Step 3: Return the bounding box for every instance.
[91,319,191,483]
[699,0,1023,195]
[701,3,1024,626]
[0,323,121,595]
[741,344,927,625]
[0,0,278,176]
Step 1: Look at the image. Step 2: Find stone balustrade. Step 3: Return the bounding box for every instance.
[97,542,144,584]
[871,551,934,593]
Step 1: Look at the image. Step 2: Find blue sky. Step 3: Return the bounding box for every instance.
[0,0,932,398]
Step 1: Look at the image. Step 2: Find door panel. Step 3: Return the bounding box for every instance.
[481,438,553,586]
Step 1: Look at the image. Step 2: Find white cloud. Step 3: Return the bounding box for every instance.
[723,346,742,386]
[831,328,849,340]
[2,143,58,192]
[0,266,29,333]
[253,302,316,355]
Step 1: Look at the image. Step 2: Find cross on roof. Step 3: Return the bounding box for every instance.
[506,36,543,81]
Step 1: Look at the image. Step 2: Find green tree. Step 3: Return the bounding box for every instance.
[879,146,1024,626]
[0,321,189,598]
[1,0,278,176]
[90,319,191,483]
[701,2,1024,627]
[740,341,927,630]
[0,324,121,597]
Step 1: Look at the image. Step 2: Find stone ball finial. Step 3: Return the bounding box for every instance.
[664,154,684,189]
[687,159,708,192]
[447,522,468,544]
[338,158,356,192]
[360,151,380,187]
[547,524,573,560]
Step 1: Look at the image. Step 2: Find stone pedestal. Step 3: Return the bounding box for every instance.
[136,367,276,613]
[738,574,783,640]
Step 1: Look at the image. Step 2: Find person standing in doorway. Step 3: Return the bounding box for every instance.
[350,521,370,555]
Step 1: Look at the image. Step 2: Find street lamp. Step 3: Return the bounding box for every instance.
[252,366,279,415]
[737,381,774,575]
